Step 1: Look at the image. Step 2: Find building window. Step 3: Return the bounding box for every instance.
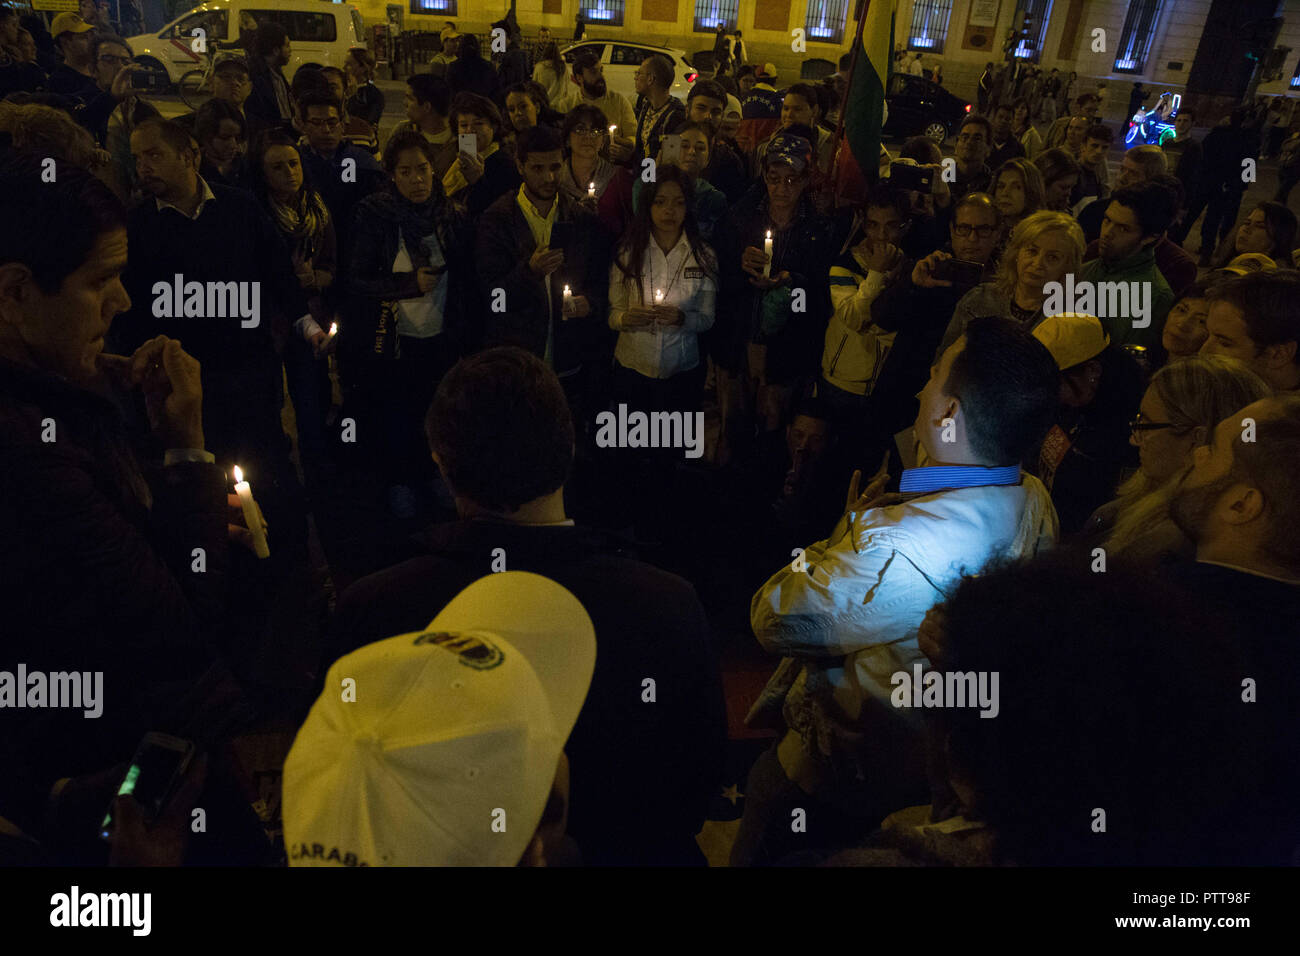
[907,0,953,53]
[1113,0,1163,73]
[409,0,458,15]
[694,0,739,33]
[1290,58,1300,89]
[804,0,850,45]
[580,1,625,28]
[1008,0,1053,63]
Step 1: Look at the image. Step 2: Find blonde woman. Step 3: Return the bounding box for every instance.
[937,210,1085,355]
[1083,355,1272,560]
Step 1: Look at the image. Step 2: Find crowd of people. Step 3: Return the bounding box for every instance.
[1,9,1298,868]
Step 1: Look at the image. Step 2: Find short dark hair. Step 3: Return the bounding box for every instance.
[503,81,547,114]
[1230,394,1300,569]
[132,116,197,156]
[515,123,563,162]
[943,316,1060,465]
[1075,92,1100,106]
[864,182,910,220]
[407,73,450,116]
[1109,182,1178,237]
[688,78,727,106]
[426,347,574,513]
[255,22,288,58]
[0,152,126,295]
[1148,172,1184,217]
[1207,269,1300,358]
[295,90,342,117]
[194,97,246,145]
[92,34,131,59]
[213,55,250,77]
[382,128,435,173]
[1033,146,1080,184]
[785,83,820,110]
[1246,200,1299,260]
[644,54,674,89]
[1085,122,1114,145]
[959,114,992,140]
[737,64,756,80]
[560,103,607,153]
[571,47,600,75]
[290,67,330,105]
[450,91,501,135]
[935,548,1256,864]
[900,135,942,164]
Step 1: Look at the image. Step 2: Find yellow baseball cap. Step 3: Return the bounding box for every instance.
[51,13,95,37]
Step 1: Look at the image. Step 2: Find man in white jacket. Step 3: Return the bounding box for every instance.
[731,316,1062,866]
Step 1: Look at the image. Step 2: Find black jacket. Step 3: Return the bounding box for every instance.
[711,190,835,384]
[328,518,727,865]
[474,190,609,375]
[0,359,230,834]
[447,55,501,103]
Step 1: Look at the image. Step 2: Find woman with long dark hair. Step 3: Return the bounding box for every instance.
[607,163,718,533]
[247,129,336,469]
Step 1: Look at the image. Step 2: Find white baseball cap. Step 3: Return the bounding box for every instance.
[282,572,596,867]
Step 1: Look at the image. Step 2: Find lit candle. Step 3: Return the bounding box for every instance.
[762,229,774,278]
[562,284,572,319]
[654,289,664,304]
[325,321,338,346]
[608,124,617,138]
[232,466,270,559]
[587,181,596,199]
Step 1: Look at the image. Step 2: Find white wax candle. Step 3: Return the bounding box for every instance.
[763,229,773,278]
[654,289,664,303]
[587,181,596,198]
[232,466,270,559]
[562,284,572,320]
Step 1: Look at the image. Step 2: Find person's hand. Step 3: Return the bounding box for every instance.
[110,62,142,101]
[854,237,901,274]
[622,307,656,328]
[529,245,565,277]
[578,194,599,212]
[307,327,330,358]
[608,136,633,164]
[227,492,269,552]
[844,451,891,514]
[108,753,209,867]
[741,245,770,276]
[416,265,440,294]
[913,250,954,288]
[561,294,590,319]
[917,604,950,666]
[748,269,791,290]
[652,304,685,327]
[459,150,484,184]
[129,336,204,450]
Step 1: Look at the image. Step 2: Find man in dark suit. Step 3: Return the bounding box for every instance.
[328,347,727,865]
[474,124,610,423]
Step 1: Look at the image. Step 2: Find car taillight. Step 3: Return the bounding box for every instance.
[965,104,971,112]
[686,72,698,83]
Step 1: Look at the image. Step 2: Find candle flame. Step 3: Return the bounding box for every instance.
[608,125,616,134]
[563,284,572,294]
[233,466,244,483]
[329,322,338,335]
[766,229,772,239]
[588,181,595,190]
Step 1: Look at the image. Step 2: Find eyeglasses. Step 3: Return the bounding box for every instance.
[952,223,997,238]
[305,118,341,130]
[98,54,132,66]
[1129,414,1180,435]
[764,170,801,187]
[571,126,604,137]
[956,133,986,144]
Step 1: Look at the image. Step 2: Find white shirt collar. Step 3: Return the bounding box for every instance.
[155,176,216,220]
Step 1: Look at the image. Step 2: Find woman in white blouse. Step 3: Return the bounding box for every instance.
[608,164,718,416]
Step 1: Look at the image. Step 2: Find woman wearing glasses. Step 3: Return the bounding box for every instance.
[558,102,618,204]
[1082,354,1271,559]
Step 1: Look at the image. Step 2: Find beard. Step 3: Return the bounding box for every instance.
[583,77,606,99]
[1168,467,1239,545]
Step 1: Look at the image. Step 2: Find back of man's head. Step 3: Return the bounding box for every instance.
[256,22,288,59]
[945,317,1060,465]
[407,73,450,116]
[0,152,124,295]
[1110,181,1178,238]
[426,348,574,514]
[515,123,563,162]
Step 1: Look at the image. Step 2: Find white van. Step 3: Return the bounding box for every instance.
[126,0,366,85]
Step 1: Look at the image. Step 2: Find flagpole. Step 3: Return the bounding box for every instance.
[830,0,877,199]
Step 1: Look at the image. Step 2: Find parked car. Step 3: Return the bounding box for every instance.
[126,0,365,86]
[884,73,971,145]
[559,40,698,105]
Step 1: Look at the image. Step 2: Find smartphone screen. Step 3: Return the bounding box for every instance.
[661,134,681,164]
[99,733,194,840]
[458,132,477,159]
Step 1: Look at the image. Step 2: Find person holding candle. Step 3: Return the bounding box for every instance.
[350,130,472,518]
[606,164,718,533]
[710,132,835,466]
[0,155,260,850]
[248,129,337,473]
[557,103,617,206]
[553,48,635,165]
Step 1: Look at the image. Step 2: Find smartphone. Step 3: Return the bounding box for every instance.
[130,68,155,91]
[458,132,477,159]
[99,732,195,841]
[661,133,681,164]
[889,162,933,192]
[932,257,984,286]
